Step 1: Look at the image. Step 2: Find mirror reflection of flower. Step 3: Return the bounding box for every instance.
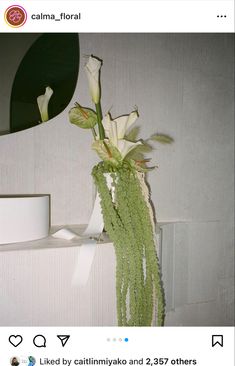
[37,86,53,123]
[28,356,36,366]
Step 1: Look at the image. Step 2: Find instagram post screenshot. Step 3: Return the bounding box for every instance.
[0,0,234,365]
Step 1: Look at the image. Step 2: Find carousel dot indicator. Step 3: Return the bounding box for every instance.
[124,338,129,342]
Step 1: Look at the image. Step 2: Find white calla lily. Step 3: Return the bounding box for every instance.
[101,111,141,159]
[84,56,102,104]
[37,86,53,122]
[102,111,138,142]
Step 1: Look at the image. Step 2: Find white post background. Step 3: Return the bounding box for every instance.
[0,33,234,326]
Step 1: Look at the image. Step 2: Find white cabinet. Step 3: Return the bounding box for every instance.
[1,221,233,326]
[0,227,117,326]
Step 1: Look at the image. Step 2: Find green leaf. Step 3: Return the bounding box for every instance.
[125,126,140,142]
[126,151,145,162]
[125,141,153,160]
[10,33,80,133]
[69,104,97,129]
[150,134,174,144]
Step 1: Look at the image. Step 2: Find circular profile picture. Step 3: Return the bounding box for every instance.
[4,5,27,28]
[28,356,36,366]
[10,357,20,366]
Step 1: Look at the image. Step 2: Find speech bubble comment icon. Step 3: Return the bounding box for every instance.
[33,335,46,348]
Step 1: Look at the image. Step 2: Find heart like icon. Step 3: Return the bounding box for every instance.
[9,335,23,347]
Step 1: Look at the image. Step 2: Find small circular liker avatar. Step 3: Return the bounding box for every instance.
[10,357,20,366]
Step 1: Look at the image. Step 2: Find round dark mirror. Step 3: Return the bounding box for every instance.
[0,33,79,135]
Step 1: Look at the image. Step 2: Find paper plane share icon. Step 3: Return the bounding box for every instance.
[57,335,70,347]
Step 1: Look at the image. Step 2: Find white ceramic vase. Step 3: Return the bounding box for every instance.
[0,195,50,245]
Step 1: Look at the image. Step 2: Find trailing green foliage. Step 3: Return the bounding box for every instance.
[92,162,165,326]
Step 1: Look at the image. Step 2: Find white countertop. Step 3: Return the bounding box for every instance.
[0,225,111,252]
[0,221,183,253]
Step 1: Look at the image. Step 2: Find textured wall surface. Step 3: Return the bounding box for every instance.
[0,34,234,325]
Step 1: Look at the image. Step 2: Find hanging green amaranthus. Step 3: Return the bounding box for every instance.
[92,163,164,325]
[69,55,173,326]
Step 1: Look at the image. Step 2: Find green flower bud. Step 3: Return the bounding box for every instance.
[92,139,122,167]
[69,104,97,129]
